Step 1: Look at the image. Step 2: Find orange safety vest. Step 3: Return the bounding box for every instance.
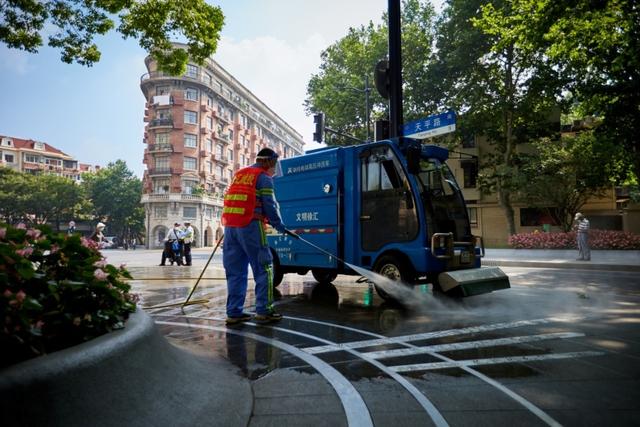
[221,166,265,227]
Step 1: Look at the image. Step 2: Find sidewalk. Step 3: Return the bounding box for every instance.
[483,249,640,272]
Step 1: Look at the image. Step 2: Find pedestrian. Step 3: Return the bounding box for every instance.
[159,223,183,266]
[182,221,194,266]
[215,223,224,243]
[90,222,107,247]
[574,212,590,261]
[67,220,76,235]
[222,148,290,325]
[131,237,137,250]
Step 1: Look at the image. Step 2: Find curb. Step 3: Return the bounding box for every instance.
[482,259,640,272]
[0,310,251,427]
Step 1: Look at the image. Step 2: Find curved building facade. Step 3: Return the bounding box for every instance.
[140,47,304,248]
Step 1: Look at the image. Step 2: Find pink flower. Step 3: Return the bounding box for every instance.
[93,269,108,281]
[93,259,108,268]
[26,229,41,239]
[0,228,6,239]
[16,247,34,257]
[16,291,26,302]
[81,237,98,249]
[15,223,27,229]
[3,289,12,298]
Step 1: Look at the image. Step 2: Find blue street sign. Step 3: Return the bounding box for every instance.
[403,110,457,139]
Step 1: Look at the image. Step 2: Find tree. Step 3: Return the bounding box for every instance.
[428,0,565,235]
[0,0,224,74]
[82,160,144,242]
[519,132,623,231]
[0,168,86,227]
[508,0,640,184]
[304,0,436,143]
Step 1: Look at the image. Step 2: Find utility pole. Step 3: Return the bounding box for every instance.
[364,75,371,141]
[388,0,403,138]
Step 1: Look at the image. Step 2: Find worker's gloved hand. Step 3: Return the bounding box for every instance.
[284,229,300,239]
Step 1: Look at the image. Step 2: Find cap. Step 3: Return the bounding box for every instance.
[256,147,279,160]
[174,222,180,226]
[96,222,105,229]
[184,221,191,225]
[574,213,584,220]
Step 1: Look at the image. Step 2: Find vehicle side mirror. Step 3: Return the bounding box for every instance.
[406,146,421,175]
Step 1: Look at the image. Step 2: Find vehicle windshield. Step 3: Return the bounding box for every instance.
[415,158,471,241]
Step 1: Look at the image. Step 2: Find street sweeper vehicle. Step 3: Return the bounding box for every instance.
[267,137,510,299]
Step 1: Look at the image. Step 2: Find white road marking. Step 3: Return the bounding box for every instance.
[391,351,605,372]
[303,317,582,354]
[364,332,585,359]
[156,320,374,427]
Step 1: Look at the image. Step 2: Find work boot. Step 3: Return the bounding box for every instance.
[225,313,253,325]
[254,311,283,324]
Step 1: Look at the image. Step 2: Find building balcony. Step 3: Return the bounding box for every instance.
[147,167,173,176]
[148,118,173,129]
[148,144,174,153]
[215,133,231,144]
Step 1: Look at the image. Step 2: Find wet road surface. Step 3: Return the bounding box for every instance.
[124,255,640,426]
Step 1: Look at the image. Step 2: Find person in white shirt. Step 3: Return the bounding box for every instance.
[159,223,184,266]
[182,221,195,266]
[574,212,590,261]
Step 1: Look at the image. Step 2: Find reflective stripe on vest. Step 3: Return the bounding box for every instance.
[221,166,264,227]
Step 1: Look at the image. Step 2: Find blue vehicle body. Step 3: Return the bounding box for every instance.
[267,137,509,297]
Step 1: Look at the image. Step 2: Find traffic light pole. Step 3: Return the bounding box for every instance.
[388,0,403,138]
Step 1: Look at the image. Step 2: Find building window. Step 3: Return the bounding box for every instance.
[154,179,170,193]
[215,165,223,179]
[184,133,197,148]
[228,130,234,141]
[520,208,560,227]
[228,149,233,161]
[184,110,198,124]
[203,73,212,85]
[240,154,246,166]
[154,206,167,218]
[215,144,223,159]
[157,109,170,119]
[34,142,45,150]
[206,139,213,152]
[4,154,15,163]
[462,133,476,148]
[156,86,170,96]
[183,206,197,218]
[240,135,245,147]
[182,179,198,194]
[207,95,213,107]
[206,116,213,129]
[183,156,197,170]
[185,64,198,79]
[241,114,247,127]
[156,133,170,144]
[468,207,478,226]
[185,87,199,101]
[24,154,40,163]
[207,161,212,174]
[461,160,478,188]
[155,156,169,169]
[45,158,61,166]
[204,208,213,219]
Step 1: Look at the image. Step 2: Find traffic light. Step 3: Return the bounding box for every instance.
[313,113,325,143]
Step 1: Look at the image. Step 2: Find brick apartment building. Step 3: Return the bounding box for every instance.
[139,46,305,248]
[0,135,97,181]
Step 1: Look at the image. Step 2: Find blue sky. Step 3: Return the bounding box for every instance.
[0,1,440,177]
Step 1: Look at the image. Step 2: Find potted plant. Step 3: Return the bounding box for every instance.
[0,222,137,368]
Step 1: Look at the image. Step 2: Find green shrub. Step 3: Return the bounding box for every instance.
[0,223,137,368]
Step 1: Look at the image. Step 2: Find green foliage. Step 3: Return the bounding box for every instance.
[0,223,137,368]
[0,168,89,228]
[518,132,622,231]
[304,0,436,144]
[0,0,224,74]
[81,160,145,242]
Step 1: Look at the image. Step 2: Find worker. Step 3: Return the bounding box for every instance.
[182,221,195,266]
[222,148,289,325]
[574,212,591,261]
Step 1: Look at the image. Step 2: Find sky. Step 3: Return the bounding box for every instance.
[0,0,442,178]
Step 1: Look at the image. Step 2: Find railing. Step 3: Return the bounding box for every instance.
[147,168,173,175]
[149,118,173,128]
[148,144,173,153]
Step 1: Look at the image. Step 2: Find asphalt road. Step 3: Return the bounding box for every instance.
[113,248,640,427]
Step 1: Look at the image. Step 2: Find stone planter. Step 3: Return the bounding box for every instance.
[0,309,250,427]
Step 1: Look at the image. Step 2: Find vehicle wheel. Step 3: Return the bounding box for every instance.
[312,269,338,285]
[372,255,413,301]
[271,249,284,288]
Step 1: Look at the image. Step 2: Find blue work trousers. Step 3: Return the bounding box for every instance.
[223,221,274,317]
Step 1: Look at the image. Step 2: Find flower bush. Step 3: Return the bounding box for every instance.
[1,223,137,368]
[509,229,640,249]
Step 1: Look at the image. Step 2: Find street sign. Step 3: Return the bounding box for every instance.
[403,110,456,139]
